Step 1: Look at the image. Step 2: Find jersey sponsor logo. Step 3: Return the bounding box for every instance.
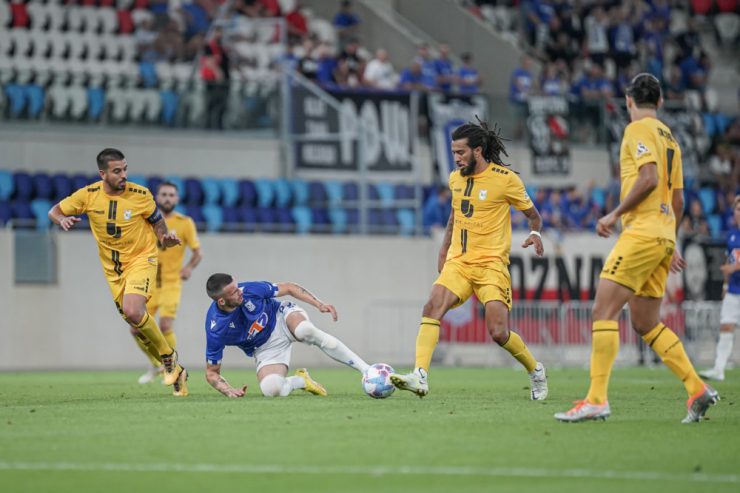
[247,312,269,339]
[123,210,132,220]
[210,320,217,330]
[636,142,650,158]
[245,300,256,312]
[478,190,488,200]
[453,188,462,192]
[87,186,100,192]
[229,322,236,328]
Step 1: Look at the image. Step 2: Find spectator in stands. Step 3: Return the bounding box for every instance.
[136,18,160,61]
[235,0,264,18]
[363,49,398,91]
[546,31,578,69]
[665,65,686,101]
[183,0,213,40]
[415,44,439,91]
[676,18,702,61]
[681,198,711,237]
[201,26,230,130]
[298,38,320,81]
[259,0,281,17]
[337,38,366,85]
[541,62,565,97]
[434,44,455,93]
[333,0,361,48]
[709,144,736,186]
[285,0,309,44]
[457,52,481,94]
[608,5,637,70]
[332,58,361,89]
[570,63,613,141]
[315,43,338,86]
[509,55,533,139]
[583,6,609,65]
[399,60,426,91]
[423,186,451,234]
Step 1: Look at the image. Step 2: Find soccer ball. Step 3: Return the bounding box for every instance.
[362,363,395,399]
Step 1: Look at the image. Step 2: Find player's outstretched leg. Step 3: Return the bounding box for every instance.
[130,330,164,384]
[293,320,370,373]
[259,372,313,397]
[390,316,438,398]
[700,329,734,382]
[294,368,327,396]
[554,400,612,423]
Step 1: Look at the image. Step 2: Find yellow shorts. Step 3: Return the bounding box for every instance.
[435,260,512,309]
[147,281,182,319]
[106,258,158,319]
[600,233,674,298]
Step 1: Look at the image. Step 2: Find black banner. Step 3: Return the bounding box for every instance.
[527,96,571,175]
[291,88,417,172]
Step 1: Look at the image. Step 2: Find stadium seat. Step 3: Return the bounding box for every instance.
[324,180,343,207]
[13,172,33,201]
[72,173,94,191]
[396,208,416,236]
[591,187,606,210]
[342,182,359,202]
[699,188,716,214]
[160,90,179,126]
[5,84,26,118]
[257,207,277,232]
[139,62,158,88]
[0,171,14,201]
[185,205,205,231]
[87,87,106,121]
[201,178,221,205]
[12,200,34,228]
[375,182,395,207]
[394,184,416,201]
[311,208,331,233]
[30,199,52,230]
[221,206,241,232]
[25,84,45,119]
[328,207,347,234]
[238,206,259,232]
[50,174,72,202]
[254,179,275,208]
[126,174,147,187]
[273,179,292,208]
[275,207,295,233]
[291,206,312,235]
[147,176,164,195]
[0,201,12,226]
[308,181,328,206]
[202,204,223,232]
[183,178,203,206]
[289,179,309,206]
[220,178,239,207]
[346,208,359,232]
[32,173,53,200]
[708,215,722,239]
[366,183,380,201]
[238,179,257,207]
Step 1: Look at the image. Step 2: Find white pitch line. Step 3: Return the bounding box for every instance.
[0,461,737,484]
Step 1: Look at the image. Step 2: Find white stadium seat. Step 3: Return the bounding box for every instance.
[98,7,119,34]
[80,6,100,33]
[68,78,88,119]
[47,3,65,32]
[64,32,86,59]
[27,1,50,32]
[66,6,84,32]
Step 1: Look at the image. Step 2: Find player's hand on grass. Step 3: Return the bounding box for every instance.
[160,231,181,249]
[522,234,544,257]
[224,384,248,398]
[59,215,81,231]
[319,303,338,321]
[596,212,618,238]
[670,249,687,273]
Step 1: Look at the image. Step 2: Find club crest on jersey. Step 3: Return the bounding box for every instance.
[123,210,132,220]
[479,190,488,200]
[210,320,216,330]
[636,142,649,158]
[245,300,256,312]
[247,312,269,339]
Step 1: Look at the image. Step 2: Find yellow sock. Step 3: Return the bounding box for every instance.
[132,332,162,366]
[163,330,177,350]
[501,331,537,372]
[642,323,704,396]
[134,312,172,356]
[585,320,619,405]
[414,317,440,372]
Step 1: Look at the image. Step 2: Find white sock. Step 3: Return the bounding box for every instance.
[294,320,370,373]
[715,332,735,373]
[260,374,305,397]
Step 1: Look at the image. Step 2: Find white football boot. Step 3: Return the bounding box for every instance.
[390,368,429,398]
[529,362,549,400]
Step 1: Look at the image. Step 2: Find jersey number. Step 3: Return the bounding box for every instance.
[107,200,121,238]
[666,148,675,190]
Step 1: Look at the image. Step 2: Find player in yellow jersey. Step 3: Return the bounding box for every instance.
[554,74,719,423]
[48,148,189,395]
[391,118,549,400]
[134,181,202,387]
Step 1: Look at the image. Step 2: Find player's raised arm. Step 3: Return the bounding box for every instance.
[48,203,81,231]
[205,361,247,398]
[275,282,338,321]
[596,163,658,238]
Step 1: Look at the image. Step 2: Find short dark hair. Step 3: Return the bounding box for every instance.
[96,148,125,171]
[157,181,179,193]
[451,116,509,167]
[206,273,233,299]
[626,73,661,109]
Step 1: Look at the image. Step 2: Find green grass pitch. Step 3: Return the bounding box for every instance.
[1,367,738,493]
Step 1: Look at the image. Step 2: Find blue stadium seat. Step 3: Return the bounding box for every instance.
[396,208,416,236]
[183,178,202,206]
[220,178,239,207]
[88,87,106,121]
[71,173,93,191]
[165,176,185,197]
[201,178,221,205]
[368,208,384,233]
[239,206,259,232]
[13,172,33,200]
[591,187,606,210]
[12,200,34,228]
[324,180,343,207]
[342,182,359,202]
[186,205,205,230]
[30,199,52,230]
[139,62,158,88]
[0,170,14,201]
[273,179,292,208]
[708,215,722,239]
[127,174,148,187]
[5,84,25,117]
[160,90,179,126]
[0,201,11,226]
[202,204,223,232]
[239,180,257,207]
[32,173,53,200]
[312,208,331,233]
[255,179,275,208]
[394,184,415,200]
[308,181,328,206]
[148,176,164,195]
[381,208,398,229]
[25,85,45,119]
[422,184,437,204]
[699,188,716,214]
[221,206,241,232]
[328,207,347,234]
[291,206,312,234]
[275,207,295,233]
[346,208,359,227]
[289,179,309,206]
[174,205,187,215]
[257,207,277,232]
[375,182,395,207]
[366,183,380,201]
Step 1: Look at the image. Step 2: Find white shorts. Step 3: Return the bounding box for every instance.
[254,301,308,372]
[720,292,740,326]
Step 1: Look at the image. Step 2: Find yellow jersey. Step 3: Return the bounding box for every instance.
[157,212,200,286]
[447,163,534,266]
[619,117,683,241]
[59,180,159,277]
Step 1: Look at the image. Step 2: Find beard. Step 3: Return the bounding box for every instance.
[459,155,477,176]
[159,203,176,214]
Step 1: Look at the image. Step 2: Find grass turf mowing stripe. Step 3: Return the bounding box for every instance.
[0,462,737,484]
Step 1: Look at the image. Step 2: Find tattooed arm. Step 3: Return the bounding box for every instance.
[206,362,247,398]
[275,282,338,321]
[151,216,181,249]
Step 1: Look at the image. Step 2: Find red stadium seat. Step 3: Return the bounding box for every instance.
[691,0,714,15]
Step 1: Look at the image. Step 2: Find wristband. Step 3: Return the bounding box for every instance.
[529,231,542,238]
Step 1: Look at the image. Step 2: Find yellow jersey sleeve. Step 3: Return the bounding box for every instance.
[624,122,658,170]
[59,187,90,216]
[504,172,534,211]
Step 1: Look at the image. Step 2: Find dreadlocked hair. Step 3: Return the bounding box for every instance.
[451,115,511,167]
